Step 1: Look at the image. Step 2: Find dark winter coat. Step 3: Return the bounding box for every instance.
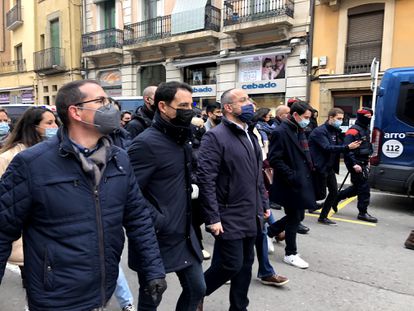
[127,113,203,274]
[268,119,316,210]
[124,105,154,139]
[0,128,164,311]
[197,118,267,240]
[309,122,348,174]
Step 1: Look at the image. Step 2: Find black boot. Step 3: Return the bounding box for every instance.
[297,223,310,234]
[404,230,414,250]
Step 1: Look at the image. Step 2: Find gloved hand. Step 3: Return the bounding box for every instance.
[144,278,167,305]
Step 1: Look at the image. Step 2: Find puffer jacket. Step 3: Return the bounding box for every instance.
[0,129,165,311]
[0,143,27,266]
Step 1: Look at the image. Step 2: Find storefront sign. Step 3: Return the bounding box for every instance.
[98,70,122,87]
[0,93,9,104]
[21,90,34,103]
[192,84,216,97]
[237,79,286,94]
[239,54,287,83]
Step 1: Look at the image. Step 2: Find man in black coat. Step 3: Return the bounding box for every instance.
[309,108,361,225]
[267,101,316,269]
[197,88,267,311]
[128,82,205,311]
[125,85,157,139]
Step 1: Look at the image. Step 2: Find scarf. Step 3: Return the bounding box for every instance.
[152,112,192,145]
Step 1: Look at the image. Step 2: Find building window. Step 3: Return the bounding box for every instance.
[15,43,24,72]
[140,65,166,93]
[184,63,217,86]
[345,4,384,74]
[98,0,115,29]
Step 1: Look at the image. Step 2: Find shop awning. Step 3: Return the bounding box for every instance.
[0,86,33,92]
[172,47,292,68]
[171,0,208,35]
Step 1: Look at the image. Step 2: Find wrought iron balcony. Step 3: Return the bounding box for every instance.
[0,59,26,74]
[345,41,381,74]
[223,0,294,26]
[34,47,66,74]
[124,5,221,45]
[82,28,123,53]
[6,0,23,31]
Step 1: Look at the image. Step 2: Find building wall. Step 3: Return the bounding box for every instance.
[391,0,414,67]
[0,0,11,61]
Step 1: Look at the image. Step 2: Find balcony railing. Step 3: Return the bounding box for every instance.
[0,59,26,74]
[124,5,221,45]
[6,0,23,30]
[223,0,294,26]
[345,41,382,74]
[82,28,123,53]
[34,47,65,73]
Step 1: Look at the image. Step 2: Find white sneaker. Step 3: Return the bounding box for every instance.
[284,254,309,269]
[267,236,275,254]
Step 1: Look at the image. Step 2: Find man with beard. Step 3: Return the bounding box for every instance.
[204,102,223,131]
[128,82,206,311]
[125,85,157,139]
[197,88,266,310]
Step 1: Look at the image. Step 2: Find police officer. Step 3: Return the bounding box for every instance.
[333,107,378,223]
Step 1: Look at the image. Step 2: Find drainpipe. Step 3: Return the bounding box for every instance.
[306,0,315,102]
[81,0,89,79]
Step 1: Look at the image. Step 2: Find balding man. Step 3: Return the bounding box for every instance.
[197,88,267,310]
[274,105,290,126]
[125,85,157,139]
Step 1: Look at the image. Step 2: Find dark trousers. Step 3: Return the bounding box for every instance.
[337,171,370,214]
[268,205,304,256]
[319,170,338,219]
[204,236,256,311]
[138,261,206,311]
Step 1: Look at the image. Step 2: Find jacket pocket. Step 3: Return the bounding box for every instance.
[43,246,54,291]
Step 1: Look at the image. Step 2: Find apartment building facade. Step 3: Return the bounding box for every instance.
[82,0,311,111]
[310,0,414,123]
[0,0,82,106]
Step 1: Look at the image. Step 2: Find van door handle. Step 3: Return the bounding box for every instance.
[406,132,414,138]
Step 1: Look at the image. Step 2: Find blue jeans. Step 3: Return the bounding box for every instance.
[138,261,205,311]
[256,215,276,279]
[115,266,133,308]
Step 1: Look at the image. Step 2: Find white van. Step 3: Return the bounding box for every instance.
[112,96,144,113]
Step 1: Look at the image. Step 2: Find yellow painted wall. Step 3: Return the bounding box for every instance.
[391,0,414,67]
[312,5,339,75]
[0,0,12,62]
[9,0,36,72]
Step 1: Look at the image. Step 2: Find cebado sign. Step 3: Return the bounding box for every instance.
[237,79,286,94]
[192,84,216,97]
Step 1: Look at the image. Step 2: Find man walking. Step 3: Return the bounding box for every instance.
[125,85,157,138]
[309,108,361,225]
[128,81,206,311]
[0,80,166,310]
[204,102,223,131]
[333,108,378,223]
[197,88,266,310]
[267,101,316,269]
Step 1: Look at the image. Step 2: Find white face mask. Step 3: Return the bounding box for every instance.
[297,115,310,128]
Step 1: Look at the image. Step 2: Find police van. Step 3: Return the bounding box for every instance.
[369,67,414,195]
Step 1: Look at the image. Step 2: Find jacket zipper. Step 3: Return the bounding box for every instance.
[93,186,106,308]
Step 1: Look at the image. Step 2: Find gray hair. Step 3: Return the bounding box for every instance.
[143,85,157,98]
[220,88,235,108]
[275,105,290,117]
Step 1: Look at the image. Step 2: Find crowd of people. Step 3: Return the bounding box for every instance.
[0,80,411,311]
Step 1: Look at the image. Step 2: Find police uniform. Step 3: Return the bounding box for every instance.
[335,108,378,223]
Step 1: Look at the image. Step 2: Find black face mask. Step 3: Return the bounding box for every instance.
[214,116,222,125]
[170,108,195,127]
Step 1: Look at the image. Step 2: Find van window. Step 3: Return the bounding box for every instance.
[397,83,414,126]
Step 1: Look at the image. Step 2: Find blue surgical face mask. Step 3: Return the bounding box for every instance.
[332,119,342,129]
[44,127,58,139]
[238,104,255,124]
[0,122,10,135]
[297,115,310,128]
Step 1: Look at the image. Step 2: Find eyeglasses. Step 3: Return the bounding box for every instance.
[74,96,116,110]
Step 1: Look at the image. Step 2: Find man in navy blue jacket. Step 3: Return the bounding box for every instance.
[0,80,166,311]
[197,88,267,311]
[309,108,361,225]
